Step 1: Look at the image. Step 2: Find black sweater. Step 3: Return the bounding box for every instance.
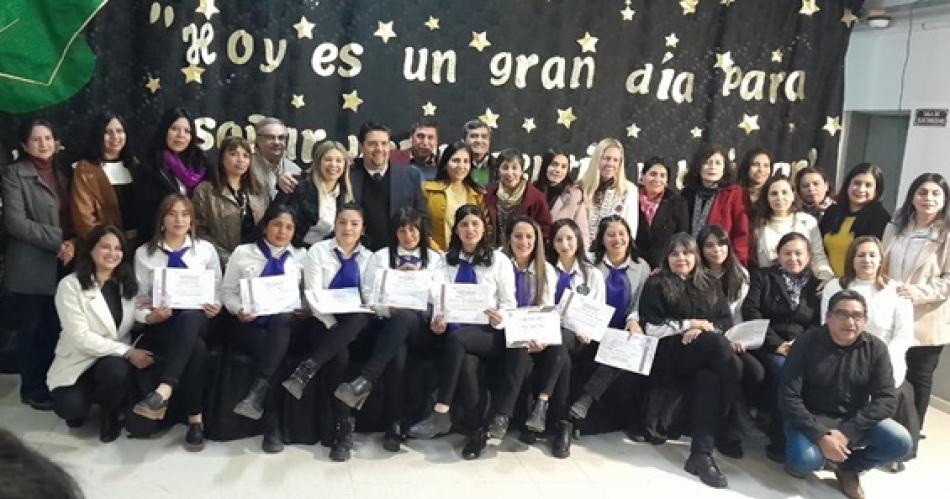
[639,272,733,333]
[818,200,891,240]
[741,266,821,354]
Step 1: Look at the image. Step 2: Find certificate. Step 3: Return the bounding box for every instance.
[504,307,562,348]
[305,288,373,315]
[152,268,215,309]
[370,269,432,311]
[558,289,615,342]
[239,275,301,316]
[725,319,770,349]
[594,328,659,376]
[438,283,493,324]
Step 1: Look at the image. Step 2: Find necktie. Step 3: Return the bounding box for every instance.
[257,240,290,277]
[329,248,361,289]
[372,172,382,182]
[554,268,575,304]
[163,246,190,268]
[515,269,532,307]
[454,260,478,284]
[605,266,632,329]
[398,254,422,268]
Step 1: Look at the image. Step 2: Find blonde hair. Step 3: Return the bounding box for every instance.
[580,138,627,201]
[311,140,353,202]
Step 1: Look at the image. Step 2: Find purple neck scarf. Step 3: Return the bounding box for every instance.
[163,150,205,194]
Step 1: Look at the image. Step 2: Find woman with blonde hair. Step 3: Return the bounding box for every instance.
[579,138,639,247]
[279,140,354,247]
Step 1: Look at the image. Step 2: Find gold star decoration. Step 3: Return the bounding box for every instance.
[714,51,735,70]
[721,0,735,5]
[771,49,784,63]
[841,9,859,28]
[479,108,500,128]
[374,21,397,44]
[800,0,820,16]
[788,122,797,133]
[421,101,437,116]
[576,32,599,53]
[680,0,698,15]
[823,116,842,136]
[293,16,316,39]
[290,94,305,109]
[145,75,161,94]
[522,118,536,134]
[469,31,491,52]
[341,90,363,112]
[665,33,680,48]
[626,123,641,138]
[180,64,205,84]
[690,127,704,139]
[620,6,636,21]
[556,107,577,129]
[738,114,760,135]
[424,16,440,31]
[195,0,219,21]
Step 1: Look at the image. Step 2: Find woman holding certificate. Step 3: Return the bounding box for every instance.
[407,204,517,460]
[341,206,444,452]
[223,204,307,454]
[283,202,373,462]
[131,194,222,451]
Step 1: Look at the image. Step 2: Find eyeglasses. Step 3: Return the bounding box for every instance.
[830,310,867,323]
[259,133,288,142]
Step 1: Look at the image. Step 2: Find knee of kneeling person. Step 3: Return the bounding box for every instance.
[875,419,914,461]
[785,444,824,478]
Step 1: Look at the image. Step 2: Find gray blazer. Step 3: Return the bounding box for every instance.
[2,159,68,295]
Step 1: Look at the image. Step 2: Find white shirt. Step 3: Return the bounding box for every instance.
[711,265,750,325]
[586,179,639,247]
[361,246,446,318]
[102,160,133,185]
[438,249,517,328]
[133,236,222,323]
[221,241,306,316]
[304,238,373,328]
[755,212,834,281]
[595,255,651,324]
[821,278,915,387]
[305,183,340,245]
[511,258,558,307]
[555,259,607,303]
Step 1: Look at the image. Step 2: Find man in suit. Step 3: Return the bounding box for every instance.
[463,119,496,188]
[390,118,439,182]
[349,121,430,251]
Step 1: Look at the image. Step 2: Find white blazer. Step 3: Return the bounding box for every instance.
[133,236,223,323]
[436,249,517,329]
[554,259,607,303]
[221,242,307,316]
[362,246,446,318]
[47,274,135,390]
[304,238,373,328]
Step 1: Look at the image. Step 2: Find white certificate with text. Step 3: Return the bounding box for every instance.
[239,275,301,316]
[370,269,432,311]
[594,328,659,376]
[305,287,373,315]
[438,283,492,324]
[725,319,770,349]
[152,268,215,310]
[558,289,615,342]
[504,307,562,348]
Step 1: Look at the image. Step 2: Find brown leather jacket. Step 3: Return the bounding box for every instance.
[192,181,268,266]
[70,160,123,239]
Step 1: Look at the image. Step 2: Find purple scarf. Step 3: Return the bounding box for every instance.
[163,150,205,194]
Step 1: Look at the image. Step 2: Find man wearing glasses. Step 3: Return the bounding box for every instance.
[780,289,913,499]
[252,117,301,200]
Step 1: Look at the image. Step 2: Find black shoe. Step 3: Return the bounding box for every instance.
[329,417,355,462]
[569,393,593,421]
[552,420,572,459]
[462,427,487,460]
[383,423,403,452]
[282,358,320,400]
[99,411,122,443]
[262,420,284,454]
[65,418,85,429]
[518,429,539,445]
[487,414,509,440]
[26,394,55,412]
[885,461,906,473]
[525,399,549,434]
[684,452,728,489]
[234,378,269,421]
[334,376,372,410]
[408,410,452,439]
[766,443,786,463]
[184,422,206,452]
[716,439,744,459]
[133,391,169,420]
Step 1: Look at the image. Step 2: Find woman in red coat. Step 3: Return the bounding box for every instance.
[681,144,751,265]
[484,148,553,247]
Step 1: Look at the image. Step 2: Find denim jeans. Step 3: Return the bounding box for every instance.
[785,418,913,476]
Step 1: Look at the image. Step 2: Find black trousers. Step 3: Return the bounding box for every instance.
[526,327,573,421]
[135,310,208,416]
[719,351,765,443]
[305,314,372,419]
[233,313,296,414]
[51,356,131,421]
[10,293,59,401]
[359,310,418,424]
[905,345,944,429]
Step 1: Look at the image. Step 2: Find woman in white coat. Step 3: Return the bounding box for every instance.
[48,225,153,443]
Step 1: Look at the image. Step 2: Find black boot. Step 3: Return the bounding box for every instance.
[525,398,549,434]
[234,378,269,421]
[408,410,452,439]
[383,422,404,452]
[282,358,321,400]
[487,414,510,440]
[329,417,355,462]
[184,422,206,452]
[99,410,122,443]
[684,452,728,488]
[262,418,284,454]
[334,376,373,410]
[132,391,168,421]
[552,420,572,459]
[569,393,593,420]
[462,427,487,460]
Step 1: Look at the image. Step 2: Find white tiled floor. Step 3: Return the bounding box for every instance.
[1,374,944,499]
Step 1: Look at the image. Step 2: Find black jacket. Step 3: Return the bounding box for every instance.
[636,190,689,269]
[276,173,347,248]
[741,265,821,354]
[639,272,733,333]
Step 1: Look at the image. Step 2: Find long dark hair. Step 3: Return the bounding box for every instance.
[146,194,198,255]
[657,232,718,305]
[209,136,261,195]
[737,148,772,191]
[79,111,137,167]
[533,149,573,206]
[547,218,591,288]
[434,140,481,192]
[75,225,138,299]
[388,207,431,269]
[698,224,746,302]
[253,203,298,245]
[503,215,548,306]
[592,215,643,265]
[684,143,735,191]
[446,204,494,266]
[150,107,207,173]
[836,162,885,206]
[893,173,950,233]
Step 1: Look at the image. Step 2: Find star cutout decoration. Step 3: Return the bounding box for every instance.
[690,127,704,139]
[424,16,440,31]
[145,75,161,94]
[665,33,680,48]
[421,101,437,116]
[680,0,698,15]
[662,52,674,63]
[771,49,784,63]
[291,94,305,109]
[823,116,842,136]
[800,0,820,16]
[341,90,363,112]
[841,9,859,28]
[180,64,205,84]
[714,51,735,70]
[479,108,500,128]
[556,107,577,129]
[374,21,397,44]
[721,0,735,5]
[470,31,491,52]
[195,0,219,21]
[522,118,536,134]
[576,32,599,53]
[620,6,636,21]
[738,114,760,135]
[788,122,797,133]
[626,123,641,138]
[293,16,316,39]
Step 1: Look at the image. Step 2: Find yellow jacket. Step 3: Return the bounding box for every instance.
[423,180,484,251]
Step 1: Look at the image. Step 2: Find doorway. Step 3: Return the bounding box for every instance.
[841,111,910,213]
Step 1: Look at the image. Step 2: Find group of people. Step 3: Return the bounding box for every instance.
[2,109,948,499]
